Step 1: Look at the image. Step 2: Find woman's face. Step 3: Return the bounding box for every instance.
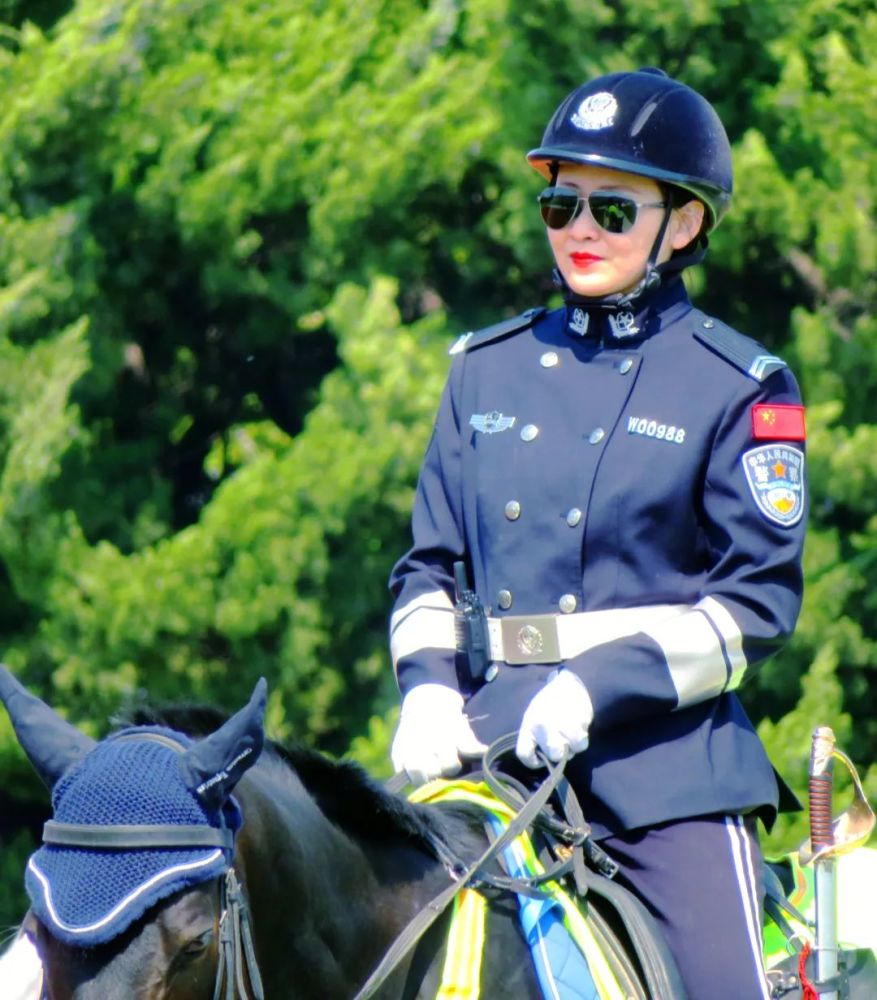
[544,163,705,298]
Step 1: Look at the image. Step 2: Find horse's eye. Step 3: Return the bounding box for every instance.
[182,929,213,958]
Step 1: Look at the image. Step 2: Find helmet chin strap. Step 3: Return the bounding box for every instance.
[558,207,708,311]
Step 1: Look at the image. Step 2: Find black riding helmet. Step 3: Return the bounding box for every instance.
[528,67,733,234]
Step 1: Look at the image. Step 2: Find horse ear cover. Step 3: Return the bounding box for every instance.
[0,663,97,789]
[180,676,267,811]
[8,674,269,947]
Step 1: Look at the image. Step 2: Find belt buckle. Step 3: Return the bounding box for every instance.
[500,614,562,665]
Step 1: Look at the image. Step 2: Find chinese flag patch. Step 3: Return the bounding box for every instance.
[751,404,806,441]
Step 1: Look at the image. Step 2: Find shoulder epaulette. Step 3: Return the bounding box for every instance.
[448,307,547,356]
[692,312,787,382]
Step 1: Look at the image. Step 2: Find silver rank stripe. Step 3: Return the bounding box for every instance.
[641,596,746,707]
[390,590,456,670]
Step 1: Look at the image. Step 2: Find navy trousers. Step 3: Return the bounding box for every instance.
[599,815,770,1000]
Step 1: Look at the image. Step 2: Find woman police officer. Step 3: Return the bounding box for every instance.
[388,68,806,998]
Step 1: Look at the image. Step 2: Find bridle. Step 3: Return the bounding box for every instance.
[38,731,264,1000]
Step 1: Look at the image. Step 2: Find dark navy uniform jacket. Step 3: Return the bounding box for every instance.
[389,277,806,837]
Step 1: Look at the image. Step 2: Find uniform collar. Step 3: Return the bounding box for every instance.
[563,276,690,345]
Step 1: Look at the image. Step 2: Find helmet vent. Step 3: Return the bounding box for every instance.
[629,101,658,137]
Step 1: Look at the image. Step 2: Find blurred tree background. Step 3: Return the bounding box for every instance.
[0,0,875,926]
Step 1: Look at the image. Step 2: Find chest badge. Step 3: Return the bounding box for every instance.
[470,411,516,434]
[742,445,805,527]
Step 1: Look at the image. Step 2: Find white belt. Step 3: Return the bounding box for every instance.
[486,604,689,664]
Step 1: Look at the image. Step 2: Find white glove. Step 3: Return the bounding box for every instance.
[391,684,486,786]
[0,932,43,1000]
[516,670,594,768]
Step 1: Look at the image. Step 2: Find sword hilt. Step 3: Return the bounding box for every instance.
[808,726,836,855]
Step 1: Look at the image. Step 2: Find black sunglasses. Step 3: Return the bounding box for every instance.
[538,186,666,233]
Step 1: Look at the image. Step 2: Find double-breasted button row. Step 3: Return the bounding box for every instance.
[494,590,579,614]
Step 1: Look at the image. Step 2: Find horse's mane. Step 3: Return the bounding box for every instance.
[118,701,484,860]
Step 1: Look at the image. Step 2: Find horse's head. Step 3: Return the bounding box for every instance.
[0,666,267,999]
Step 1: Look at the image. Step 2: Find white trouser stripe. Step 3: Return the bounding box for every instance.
[725,816,770,1000]
[390,590,455,667]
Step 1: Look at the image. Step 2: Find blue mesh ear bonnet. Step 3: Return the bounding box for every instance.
[25,726,242,947]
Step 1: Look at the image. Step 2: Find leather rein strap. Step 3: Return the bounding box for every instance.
[353,741,575,1000]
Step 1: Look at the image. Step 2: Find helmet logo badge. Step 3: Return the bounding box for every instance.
[571,92,618,131]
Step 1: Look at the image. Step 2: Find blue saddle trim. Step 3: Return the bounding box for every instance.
[485,815,599,1000]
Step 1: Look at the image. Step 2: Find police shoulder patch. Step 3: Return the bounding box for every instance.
[692,312,787,382]
[742,444,805,527]
[449,307,547,356]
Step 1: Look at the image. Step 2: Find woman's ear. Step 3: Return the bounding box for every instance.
[670,199,706,250]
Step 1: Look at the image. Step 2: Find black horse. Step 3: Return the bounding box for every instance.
[2,666,675,1000]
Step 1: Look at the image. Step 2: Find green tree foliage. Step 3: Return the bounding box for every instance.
[0,0,875,925]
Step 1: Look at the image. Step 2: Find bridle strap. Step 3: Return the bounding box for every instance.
[214,868,265,1000]
[353,743,572,1000]
[42,821,235,851]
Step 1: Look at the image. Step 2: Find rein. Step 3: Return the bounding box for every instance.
[354,735,594,1000]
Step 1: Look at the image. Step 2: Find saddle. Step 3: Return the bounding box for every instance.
[473,735,688,1000]
[376,737,877,1000]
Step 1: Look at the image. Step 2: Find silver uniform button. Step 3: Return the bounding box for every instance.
[505,500,521,521]
[619,358,634,375]
[540,351,559,368]
[566,507,583,527]
[497,589,513,610]
[588,427,605,445]
[559,594,577,614]
[703,319,715,329]
[521,424,539,442]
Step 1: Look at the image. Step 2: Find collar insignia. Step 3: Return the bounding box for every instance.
[568,308,590,337]
[608,311,640,339]
[470,411,516,434]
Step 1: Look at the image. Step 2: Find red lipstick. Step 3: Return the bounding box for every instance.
[570,252,601,267]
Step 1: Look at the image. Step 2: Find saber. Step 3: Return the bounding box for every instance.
[808,726,838,999]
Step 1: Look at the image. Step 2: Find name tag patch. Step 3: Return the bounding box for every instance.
[627,416,686,444]
[742,445,805,526]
